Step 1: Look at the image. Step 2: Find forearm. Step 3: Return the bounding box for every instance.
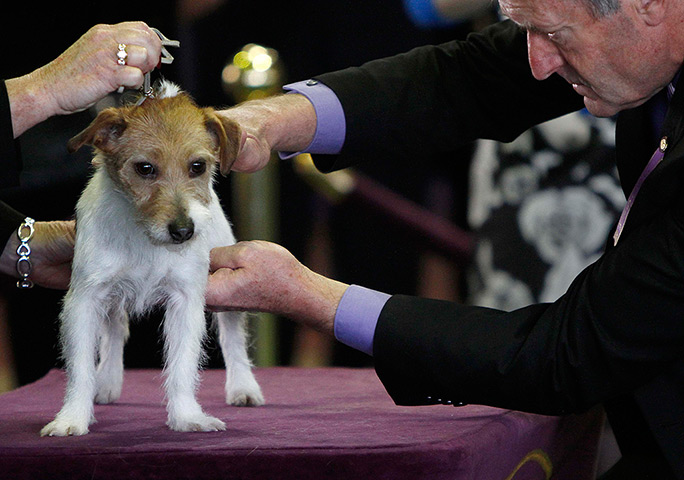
[281,268,348,336]
[5,71,56,138]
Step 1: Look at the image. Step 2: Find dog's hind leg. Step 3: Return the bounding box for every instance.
[41,290,104,436]
[95,304,129,404]
[162,292,226,432]
[215,311,264,407]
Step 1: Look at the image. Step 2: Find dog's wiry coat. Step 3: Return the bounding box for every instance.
[41,82,263,436]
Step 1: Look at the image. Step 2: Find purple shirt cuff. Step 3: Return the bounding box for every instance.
[334,285,391,356]
[278,80,346,160]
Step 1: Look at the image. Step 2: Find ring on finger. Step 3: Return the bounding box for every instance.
[117,43,128,66]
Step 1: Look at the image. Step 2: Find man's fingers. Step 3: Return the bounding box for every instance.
[113,22,163,68]
[206,267,245,311]
[209,245,241,272]
[231,137,266,173]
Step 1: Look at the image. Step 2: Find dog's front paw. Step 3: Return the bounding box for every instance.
[168,413,226,432]
[94,383,122,405]
[95,368,123,404]
[226,381,265,407]
[40,418,90,437]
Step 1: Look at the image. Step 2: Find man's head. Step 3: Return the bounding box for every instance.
[499,0,683,117]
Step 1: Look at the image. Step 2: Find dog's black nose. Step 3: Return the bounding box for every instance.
[168,219,195,244]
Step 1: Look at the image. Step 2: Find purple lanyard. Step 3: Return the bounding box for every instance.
[612,81,677,246]
[612,137,667,246]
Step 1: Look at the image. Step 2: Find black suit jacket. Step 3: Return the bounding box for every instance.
[314,20,684,478]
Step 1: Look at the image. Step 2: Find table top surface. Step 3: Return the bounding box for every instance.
[0,368,601,480]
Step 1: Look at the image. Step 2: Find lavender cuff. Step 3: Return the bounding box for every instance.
[334,285,391,356]
[278,80,346,160]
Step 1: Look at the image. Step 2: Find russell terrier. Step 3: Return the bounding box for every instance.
[41,81,264,436]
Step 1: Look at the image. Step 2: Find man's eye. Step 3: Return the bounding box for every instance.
[134,162,156,177]
[547,30,566,45]
[190,160,207,177]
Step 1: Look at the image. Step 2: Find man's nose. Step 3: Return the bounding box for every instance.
[527,31,565,81]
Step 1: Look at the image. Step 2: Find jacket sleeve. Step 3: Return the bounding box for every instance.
[372,191,684,416]
[311,19,584,172]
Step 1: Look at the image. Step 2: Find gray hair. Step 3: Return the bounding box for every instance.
[582,0,621,17]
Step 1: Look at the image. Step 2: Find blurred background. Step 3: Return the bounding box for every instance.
[0,0,621,396]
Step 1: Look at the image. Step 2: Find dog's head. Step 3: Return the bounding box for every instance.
[68,81,240,245]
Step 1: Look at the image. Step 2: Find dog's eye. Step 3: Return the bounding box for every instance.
[134,162,156,177]
[189,160,207,177]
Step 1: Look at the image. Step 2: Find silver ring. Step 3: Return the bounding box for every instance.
[117,43,128,66]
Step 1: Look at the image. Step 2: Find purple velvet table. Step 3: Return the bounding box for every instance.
[0,368,602,480]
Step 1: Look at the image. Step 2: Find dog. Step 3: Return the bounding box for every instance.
[41,81,264,436]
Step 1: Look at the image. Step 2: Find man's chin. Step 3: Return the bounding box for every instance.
[583,97,622,118]
[581,89,656,118]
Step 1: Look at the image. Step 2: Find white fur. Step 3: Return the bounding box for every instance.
[156,80,182,99]
[41,150,263,437]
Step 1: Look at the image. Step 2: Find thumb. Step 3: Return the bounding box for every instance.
[205,267,242,312]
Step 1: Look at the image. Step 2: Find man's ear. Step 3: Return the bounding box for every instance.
[67,108,128,154]
[203,109,241,176]
[635,0,666,26]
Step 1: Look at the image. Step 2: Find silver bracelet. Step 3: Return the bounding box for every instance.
[16,217,35,289]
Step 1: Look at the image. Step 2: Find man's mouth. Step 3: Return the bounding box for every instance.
[571,82,599,100]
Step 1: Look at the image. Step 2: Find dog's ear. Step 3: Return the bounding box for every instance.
[203,109,241,177]
[67,108,127,154]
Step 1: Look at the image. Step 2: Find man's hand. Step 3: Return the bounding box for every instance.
[217,94,317,174]
[206,240,348,336]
